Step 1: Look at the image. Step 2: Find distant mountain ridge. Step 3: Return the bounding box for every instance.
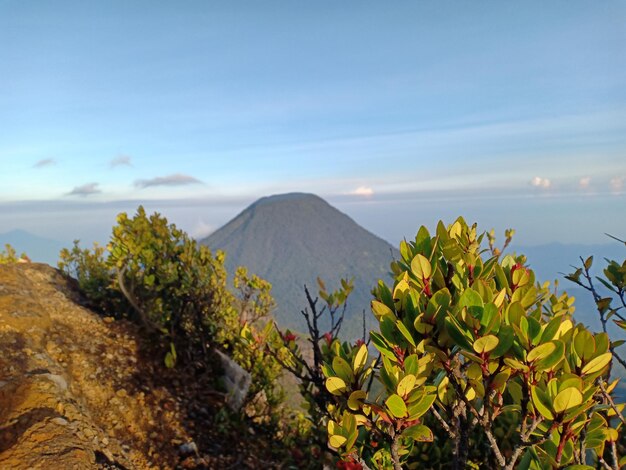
[202,193,399,337]
[514,241,624,284]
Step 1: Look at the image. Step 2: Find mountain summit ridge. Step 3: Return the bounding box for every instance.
[202,193,398,336]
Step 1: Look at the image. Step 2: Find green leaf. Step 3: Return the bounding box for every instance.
[411,253,432,280]
[491,325,514,358]
[164,351,176,368]
[404,354,419,376]
[385,394,408,418]
[480,303,498,330]
[332,356,353,382]
[400,240,411,261]
[425,289,451,321]
[401,424,433,442]
[407,394,436,420]
[381,316,399,343]
[326,377,347,396]
[531,386,554,420]
[444,316,473,350]
[541,316,562,343]
[459,288,483,309]
[492,370,510,393]
[581,352,612,376]
[473,335,499,354]
[396,320,416,347]
[535,340,565,371]
[370,332,396,360]
[553,387,583,414]
[574,330,595,362]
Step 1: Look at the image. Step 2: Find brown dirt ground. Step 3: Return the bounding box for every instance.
[0,263,286,469]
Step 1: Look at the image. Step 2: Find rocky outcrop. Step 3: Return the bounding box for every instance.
[0,264,191,469]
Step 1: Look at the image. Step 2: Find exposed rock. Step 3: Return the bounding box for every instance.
[0,264,187,469]
[214,349,251,411]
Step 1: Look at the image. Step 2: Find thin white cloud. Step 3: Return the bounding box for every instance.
[34,158,56,168]
[135,173,203,188]
[110,155,132,168]
[610,176,624,194]
[579,176,591,189]
[530,176,551,188]
[191,220,214,239]
[349,186,374,197]
[67,183,101,197]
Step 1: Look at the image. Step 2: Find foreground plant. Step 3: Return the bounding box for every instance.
[0,244,27,264]
[58,207,283,417]
[325,218,623,469]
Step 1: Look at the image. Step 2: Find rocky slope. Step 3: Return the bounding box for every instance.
[0,263,278,469]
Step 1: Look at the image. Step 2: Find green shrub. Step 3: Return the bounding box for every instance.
[0,244,26,264]
[58,241,124,316]
[324,218,622,469]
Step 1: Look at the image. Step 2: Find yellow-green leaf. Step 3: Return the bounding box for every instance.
[581,352,612,376]
[407,394,436,420]
[401,424,433,442]
[411,254,432,280]
[329,434,347,448]
[535,340,565,371]
[531,386,554,420]
[326,377,347,396]
[527,342,556,363]
[606,428,619,442]
[352,343,368,373]
[327,420,338,435]
[397,374,417,397]
[492,370,511,393]
[348,390,367,410]
[332,356,353,382]
[553,387,583,414]
[473,335,499,354]
[386,394,408,418]
[371,300,394,320]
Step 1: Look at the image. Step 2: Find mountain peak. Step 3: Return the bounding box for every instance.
[202,193,398,337]
[252,192,323,206]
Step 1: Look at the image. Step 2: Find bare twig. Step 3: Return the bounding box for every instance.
[484,427,506,467]
[431,407,455,439]
[599,378,626,426]
[610,439,619,470]
[598,457,614,470]
[390,433,403,470]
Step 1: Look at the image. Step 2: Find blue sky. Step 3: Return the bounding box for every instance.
[1,1,625,246]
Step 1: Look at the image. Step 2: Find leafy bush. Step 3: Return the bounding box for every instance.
[58,241,124,316]
[58,207,283,403]
[324,218,623,469]
[0,244,26,264]
[566,236,626,372]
